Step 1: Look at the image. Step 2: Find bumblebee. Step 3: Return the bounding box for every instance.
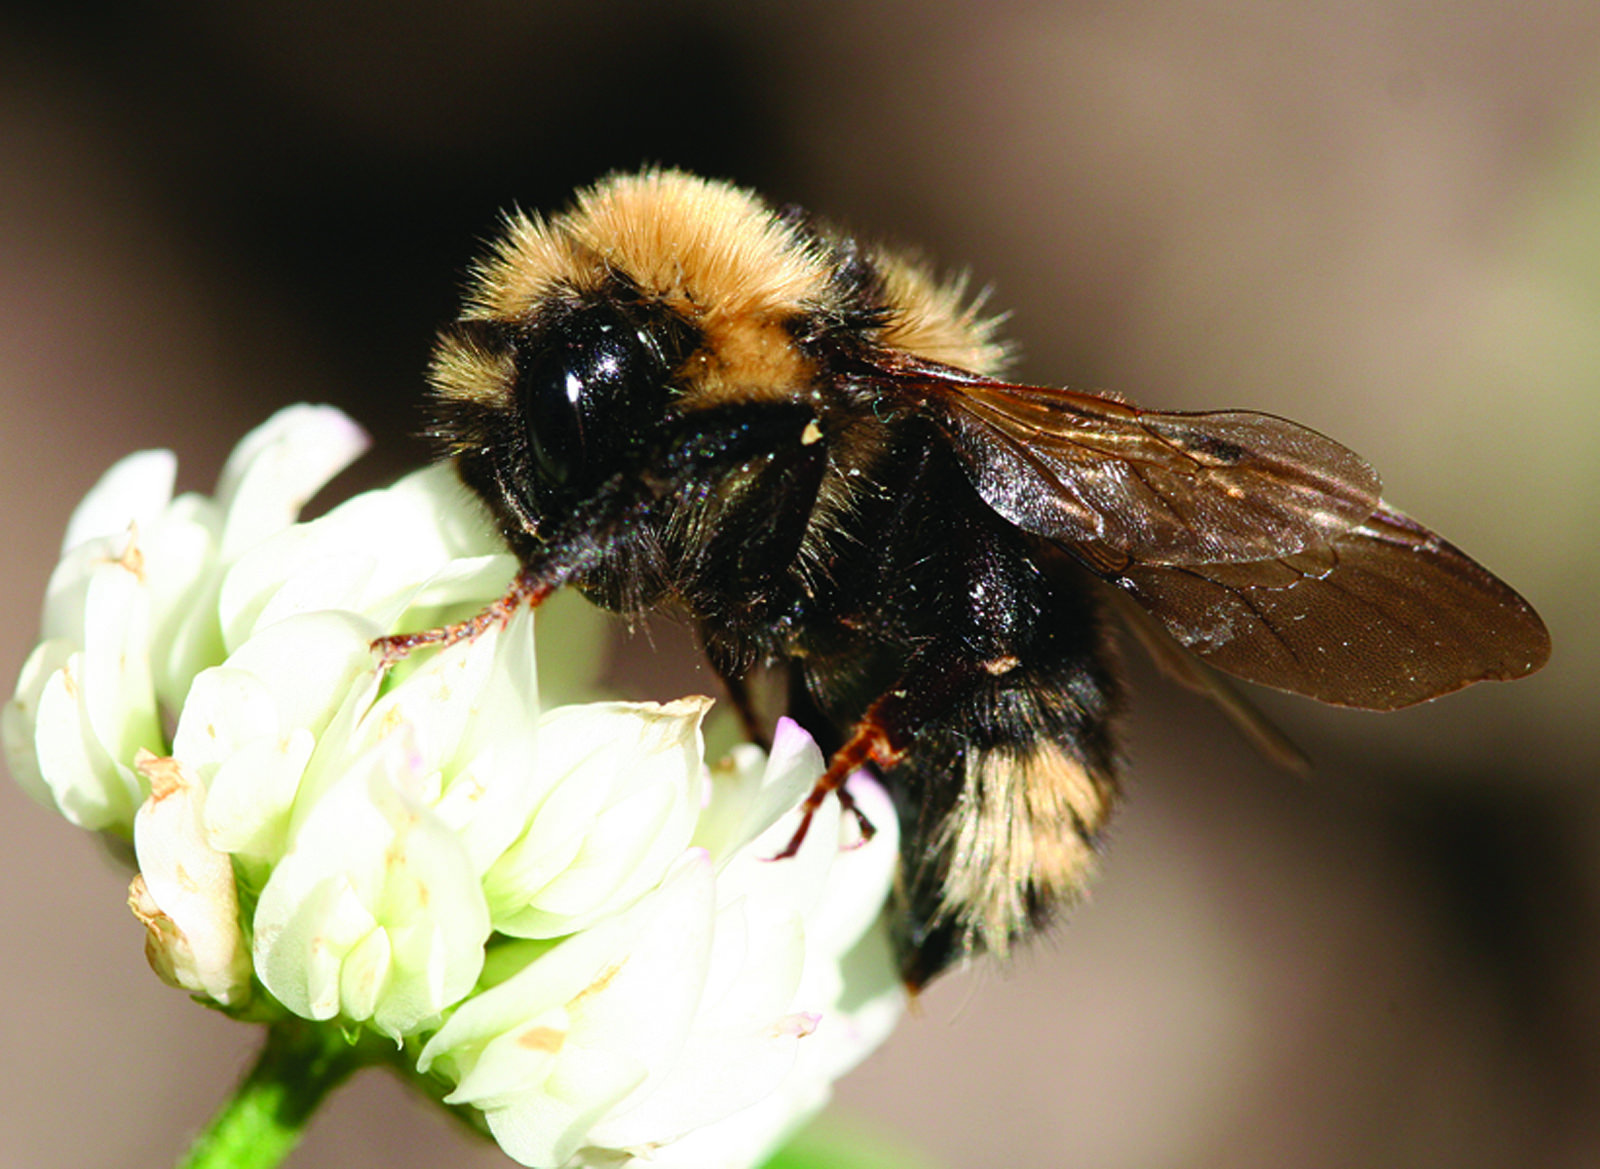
[411,169,1549,989]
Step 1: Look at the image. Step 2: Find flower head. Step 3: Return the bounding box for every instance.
[5,406,903,1168]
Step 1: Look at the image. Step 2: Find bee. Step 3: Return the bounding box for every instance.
[407,168,1550,990]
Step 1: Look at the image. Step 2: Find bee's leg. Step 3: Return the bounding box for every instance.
[371,568,554,667]
[766,720,886,860]
[770,649,994,861]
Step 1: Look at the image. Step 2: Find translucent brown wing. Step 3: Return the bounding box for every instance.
[863,355,1548,707]
[1074,504,1551,709]
[871,355,1382,564]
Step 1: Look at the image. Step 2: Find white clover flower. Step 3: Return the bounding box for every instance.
[128,750,252,1007]
[3,405,370,833]
[420,722,902,1169]
[5,405,904,1169]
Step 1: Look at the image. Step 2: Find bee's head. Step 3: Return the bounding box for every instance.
[429,294,688,546]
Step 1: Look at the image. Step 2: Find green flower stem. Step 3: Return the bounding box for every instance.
[180,1020,373,1169]
[760,1116,929,1169]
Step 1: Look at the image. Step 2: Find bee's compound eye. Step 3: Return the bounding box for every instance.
[516,340,586,488]
[515,301,664,501]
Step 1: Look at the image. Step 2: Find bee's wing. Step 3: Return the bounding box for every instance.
[876,358,1548,708]
[880,357,1381,564]
[1076,505,1550,709]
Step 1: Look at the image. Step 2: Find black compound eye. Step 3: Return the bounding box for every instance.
[517,337,587,489]
[515,300,668,502]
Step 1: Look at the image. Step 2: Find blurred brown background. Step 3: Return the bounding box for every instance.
[3,3,1597,1167]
